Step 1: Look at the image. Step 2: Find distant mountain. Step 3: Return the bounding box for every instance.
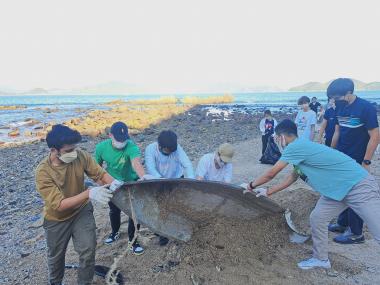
[289,79,380,92]
[70,81,142,95]
[22,88,49,95]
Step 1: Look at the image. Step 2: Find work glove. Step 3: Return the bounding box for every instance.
[89,186,113,204]
[109,179,124,192]
[254,188,268,198]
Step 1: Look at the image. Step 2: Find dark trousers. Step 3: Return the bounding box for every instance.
[109,201,140,242]
[261,134,271,155]
[43,203,96,285]
[325,137,332,147]
[336,158,364,236]
[337,208,363,235]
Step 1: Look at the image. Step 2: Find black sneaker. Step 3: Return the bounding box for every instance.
[333,231,365,244]
[104,232,120,245]
[328,223,347,233]
[129,241,144,255]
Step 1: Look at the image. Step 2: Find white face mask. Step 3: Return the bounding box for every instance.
[112,139,127,149]
[58,150,78,163]
[215,153,226,168]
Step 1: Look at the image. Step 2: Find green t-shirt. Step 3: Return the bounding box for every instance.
[95,139,141,181]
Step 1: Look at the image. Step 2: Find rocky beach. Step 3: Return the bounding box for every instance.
[1,102,380,285]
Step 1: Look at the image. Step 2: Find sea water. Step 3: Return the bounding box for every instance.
[1,91,379,144]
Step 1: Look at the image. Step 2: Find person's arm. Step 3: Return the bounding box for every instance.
[57,190,91,211]
[318,119,328,143]
[273,119,278,129]
[178,146,195,178]
[294,112,300,127]
[259,119,265,135]
[195,155,207,180]
[224,164,232,183]
[247,160,288,190]
[363,128,380,170]
[97,172,114,185]
[36,168,93,212]
[82,151,114,185]
[144,144,163,178]
[94,144,103,166]
[310,124,315,141]
[361,105,380,170]
[266,170,299,196]
[319,103,324,114]
[131,157,145,178]
[331,124,340,148]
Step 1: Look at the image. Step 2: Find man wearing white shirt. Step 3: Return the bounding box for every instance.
[145,130,195,179]
[144,130,194,246]
[196,143,234,183]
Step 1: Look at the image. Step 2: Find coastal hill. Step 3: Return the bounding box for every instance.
[1,79,380,95]
[289,79,380,92]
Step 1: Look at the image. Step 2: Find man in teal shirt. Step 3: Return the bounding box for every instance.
[95,122,146,255]
[246,119,380,270]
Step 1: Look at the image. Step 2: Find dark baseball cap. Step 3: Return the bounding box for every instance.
[110,122,129,142]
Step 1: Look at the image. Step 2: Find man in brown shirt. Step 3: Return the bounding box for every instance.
[35,125,115,285]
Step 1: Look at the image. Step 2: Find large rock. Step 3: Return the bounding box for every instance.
[8,129,20,137]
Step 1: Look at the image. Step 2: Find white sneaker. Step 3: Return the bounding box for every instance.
[297,257,331,270]
[104,232,120,244]
[128,241,145,255]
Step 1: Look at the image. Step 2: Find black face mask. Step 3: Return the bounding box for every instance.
[159,146,171,156]
[334,99,348,110]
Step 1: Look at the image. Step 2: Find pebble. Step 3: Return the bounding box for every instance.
[20,251,31,258]
[326,269,339,277]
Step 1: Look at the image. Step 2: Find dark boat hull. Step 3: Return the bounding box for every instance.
[111,179,284,242]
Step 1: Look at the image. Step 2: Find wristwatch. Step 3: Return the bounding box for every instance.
[363,160,371,165]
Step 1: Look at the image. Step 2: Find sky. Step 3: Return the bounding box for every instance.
[0,0,379,93]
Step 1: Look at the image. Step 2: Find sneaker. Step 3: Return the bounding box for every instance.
[333,229,365,244]
[129,241,144,255]
[104,232,120,245]
[328,223,347,233]
[297,257,331,270]
[159,236,169,246]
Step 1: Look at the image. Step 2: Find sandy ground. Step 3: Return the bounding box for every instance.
[4,136,380,285]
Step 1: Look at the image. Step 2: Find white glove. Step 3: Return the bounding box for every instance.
[254,188,268,197]
[89,186,113,204]
[109,179,124,192]
[139,174,160,181]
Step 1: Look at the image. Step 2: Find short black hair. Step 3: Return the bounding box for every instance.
[297,96,310,105]
[158,130,177,152]
[46,124,82,150]
[264,110,272,116]
[326,78,354,98]
[312,97,317,100]
[275,119,298,137]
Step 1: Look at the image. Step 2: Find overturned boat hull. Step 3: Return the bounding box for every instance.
[111,179,284,242]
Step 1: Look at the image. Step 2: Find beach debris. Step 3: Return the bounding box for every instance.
[326,269,339,277]
[8,129,20,137]
[284,209,310,243]
[190,274,205,285]
[152,260,180,273]
[65,264,124,284]
[20,251,31,258]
